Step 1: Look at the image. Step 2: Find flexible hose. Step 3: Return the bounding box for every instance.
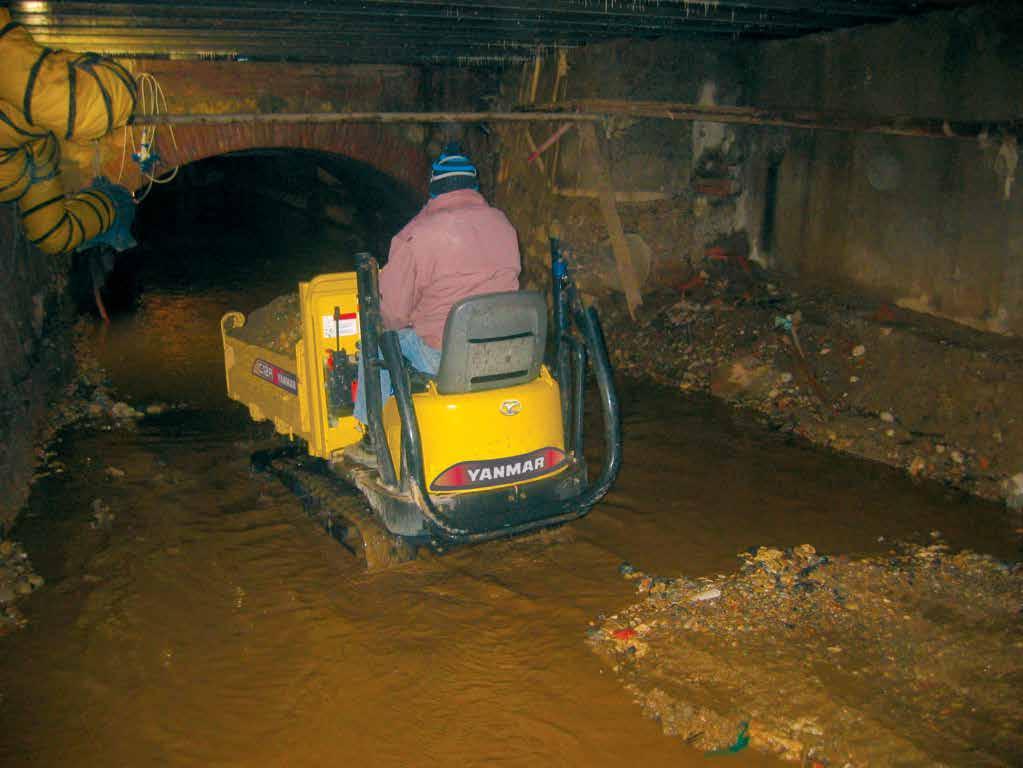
[0,99,47,203]
[19,173,115,255]
[0,11,136,141]
[0,9,136,254]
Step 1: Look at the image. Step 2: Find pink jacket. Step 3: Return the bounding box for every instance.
[379,189,521,349]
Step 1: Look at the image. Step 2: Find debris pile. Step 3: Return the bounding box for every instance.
[0,538,43,635]
[45,322,173,433]
[598,257,1023,506]
[31,327,176,490]
[228,292,302,354]
[589,543,1023,765]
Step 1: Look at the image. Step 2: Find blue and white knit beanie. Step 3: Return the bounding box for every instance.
[429,144,479,198]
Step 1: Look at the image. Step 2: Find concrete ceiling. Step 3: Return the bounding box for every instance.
[6,1,980,65]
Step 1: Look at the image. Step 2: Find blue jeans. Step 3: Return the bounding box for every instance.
[353,328,441,425]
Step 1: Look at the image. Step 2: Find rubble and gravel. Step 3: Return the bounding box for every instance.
[0,538,43,635]
[228,291,302,355]
[38,321,178,438]
[29,335,168,489]
[4,324,181,635]
[589,542,1023,765]
[596,255,1023,508]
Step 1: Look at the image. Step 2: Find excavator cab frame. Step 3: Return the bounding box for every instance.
[349,243,621,545]
[233,240,621,567]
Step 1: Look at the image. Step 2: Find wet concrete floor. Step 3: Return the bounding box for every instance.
[0,234,1016,766]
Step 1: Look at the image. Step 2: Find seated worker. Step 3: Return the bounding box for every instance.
[352,144,521,447]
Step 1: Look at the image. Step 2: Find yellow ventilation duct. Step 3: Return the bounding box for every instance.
[0,12,135,141]
[0,99,47,203]
[0,9,136,255]
[19,139,116,255]
[0,145,31,202]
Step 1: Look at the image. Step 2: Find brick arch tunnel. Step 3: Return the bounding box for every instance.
[104,121,432,200]
[77,134,431,326]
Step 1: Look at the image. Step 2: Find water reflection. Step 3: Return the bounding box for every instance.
[1,224,1014,767]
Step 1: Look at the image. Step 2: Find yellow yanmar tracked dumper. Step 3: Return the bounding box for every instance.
[221,245,620,568]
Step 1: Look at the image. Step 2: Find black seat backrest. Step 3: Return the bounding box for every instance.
[435,291,547,395]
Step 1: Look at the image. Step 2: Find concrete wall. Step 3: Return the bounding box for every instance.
[493,38,750,292]
[750,2,1023,335]
[0,207,71,531]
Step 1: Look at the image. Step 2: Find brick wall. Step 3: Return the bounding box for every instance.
[59,60,442,196]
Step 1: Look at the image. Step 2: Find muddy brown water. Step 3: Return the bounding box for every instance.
[1,236,1017,767]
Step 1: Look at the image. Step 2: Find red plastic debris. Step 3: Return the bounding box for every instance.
[872,303,897,323]
[528,123,573,164]
[706,246,729,261]
[611,628,638,641]
[693,177,740,197]
[678,273,706,295]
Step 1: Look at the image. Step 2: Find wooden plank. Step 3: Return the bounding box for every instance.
[528,55,543,105]
[133,111,602,125]
[551,49,569,104]
[522,127,547,175]
[577,122,643,319]
[535,98,1022,141]
[132,105,1020,142]
[552,186,668,203]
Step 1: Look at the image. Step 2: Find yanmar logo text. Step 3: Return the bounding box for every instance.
[252,359,299,395]
[468,456,542,483]
[430,447,567,491]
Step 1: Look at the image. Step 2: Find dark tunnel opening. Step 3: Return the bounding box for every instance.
[71,149,423,405]
[71,149,421,320]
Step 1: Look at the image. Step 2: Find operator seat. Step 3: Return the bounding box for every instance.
[434,291,548,395]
